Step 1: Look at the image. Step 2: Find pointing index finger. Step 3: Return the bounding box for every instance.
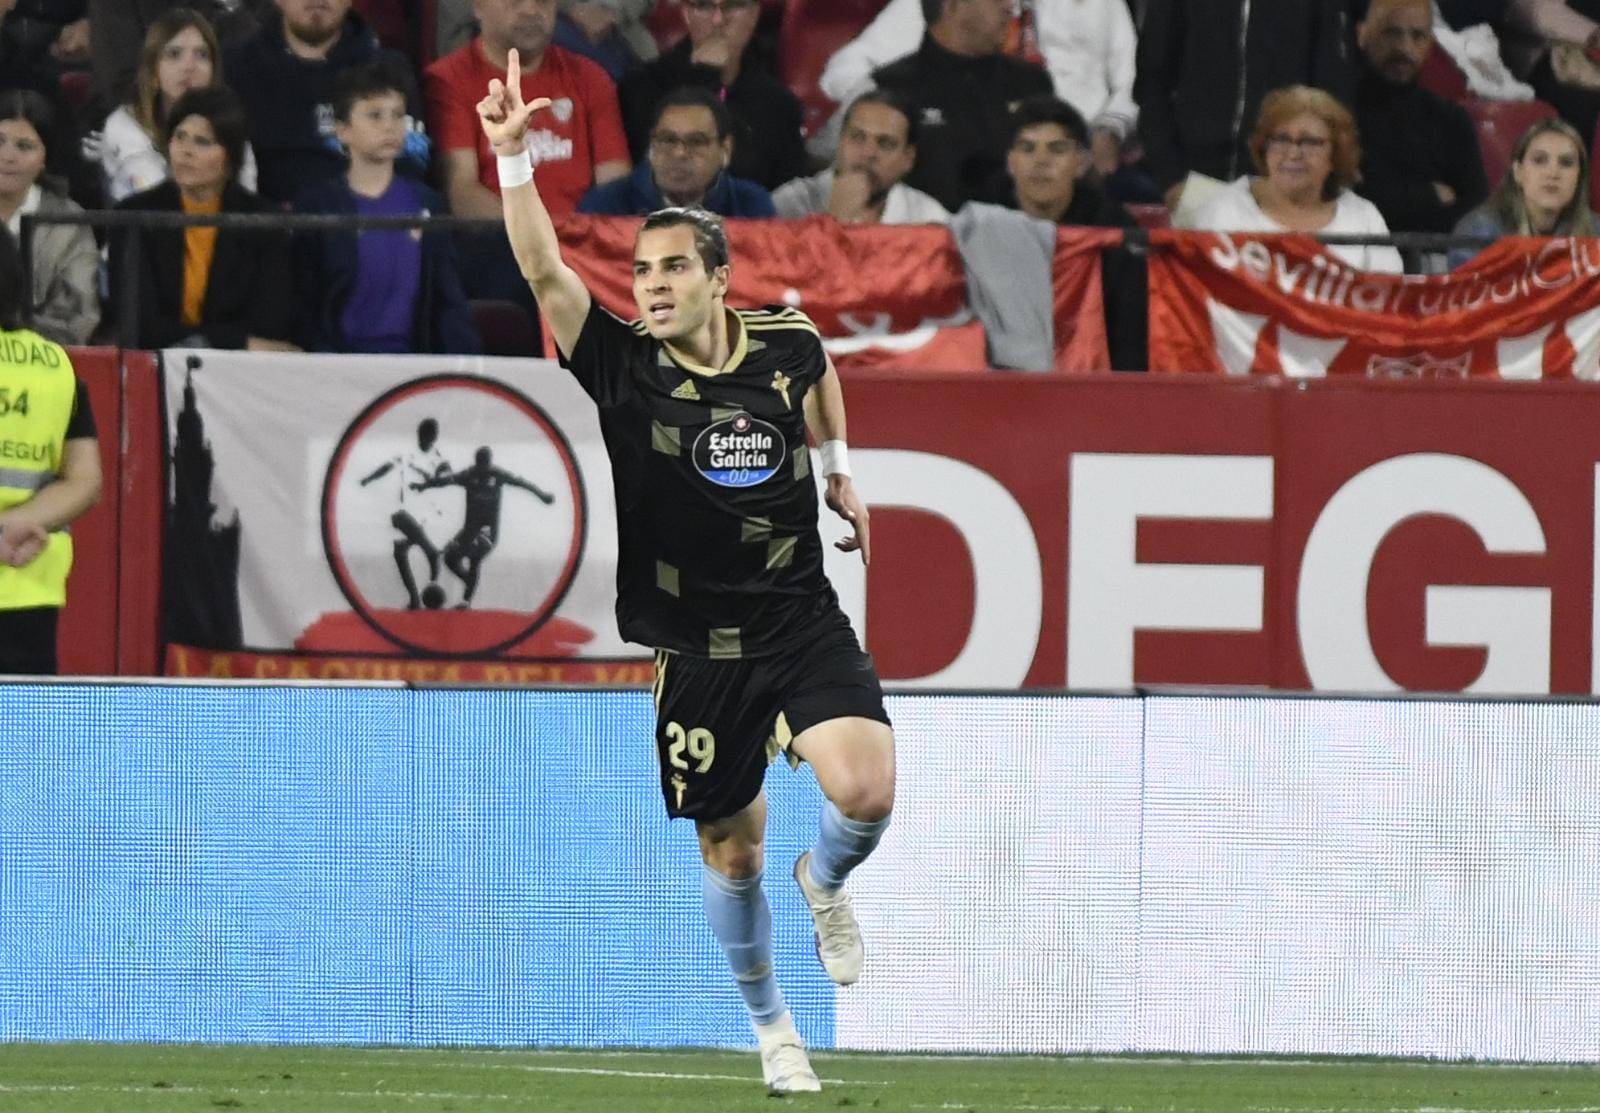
[506,48,523,103]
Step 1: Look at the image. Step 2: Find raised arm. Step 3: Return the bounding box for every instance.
[803,353,870,566]
[477,48,593,358]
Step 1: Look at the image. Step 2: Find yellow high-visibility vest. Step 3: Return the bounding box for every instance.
[0,328,77,610]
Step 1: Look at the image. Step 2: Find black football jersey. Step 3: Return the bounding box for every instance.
[560,300,839,658]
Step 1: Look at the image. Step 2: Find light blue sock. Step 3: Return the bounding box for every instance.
[808,801,890,892]
[702,866,786,1025]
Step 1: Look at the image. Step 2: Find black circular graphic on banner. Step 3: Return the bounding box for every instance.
[320,374,587,657]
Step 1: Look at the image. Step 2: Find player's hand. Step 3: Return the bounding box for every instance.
[825,474,870,566]
[0,519,48,568]
[539,492,555,505]
[476,48,553,157]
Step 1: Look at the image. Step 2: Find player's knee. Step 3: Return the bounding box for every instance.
[836,770,895,824]
[701,840,763,880]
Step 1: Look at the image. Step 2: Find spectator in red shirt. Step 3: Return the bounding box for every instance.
[425,0,629,322]
[425,0,630,221]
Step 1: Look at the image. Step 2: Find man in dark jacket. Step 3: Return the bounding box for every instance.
[1354,0,1486,235]
[617,0,805,190]
[1135,0,1356,206]
[225,0,429,204]
[869,0,1054,213]
[579,86,774,216]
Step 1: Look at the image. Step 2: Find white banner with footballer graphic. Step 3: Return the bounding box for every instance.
[160,350,650,682]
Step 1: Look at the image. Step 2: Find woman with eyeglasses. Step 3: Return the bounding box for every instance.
[1191,84,1403,273]
[1448,116,1597,270]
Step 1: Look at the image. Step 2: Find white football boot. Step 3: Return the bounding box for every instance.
[755,1013,821,1093]
[794,850,864,985]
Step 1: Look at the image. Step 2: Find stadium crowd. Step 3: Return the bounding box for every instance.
[0,0,1595,368]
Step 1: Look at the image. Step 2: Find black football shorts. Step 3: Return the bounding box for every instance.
[649,607,890,821]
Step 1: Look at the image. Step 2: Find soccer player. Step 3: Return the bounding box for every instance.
[477,50,897,1095]
[360,417,450,610]
[413,445,555,608]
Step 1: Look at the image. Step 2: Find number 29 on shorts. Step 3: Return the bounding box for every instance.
[665,721,716,772]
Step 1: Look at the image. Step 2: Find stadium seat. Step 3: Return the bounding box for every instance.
[777,0,886,137]
[418,0,437,62]
[1126,204,1171,231]
[57,70,92,115]
[1418,44,1469,102]
[1463,97,1557,189]
[470,300,541,356]
[353,0,413,57]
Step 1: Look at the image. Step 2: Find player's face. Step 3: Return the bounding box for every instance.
[335,90,408,164]
[168,114,230,196]
[474,0,557,59]
[632,224,729,341]
[0,118,46,203]
[1007,122,1085,213]
[648,105,729,205]
[836,101,916,198]
[156,26,214,108]
[277,0,349,46]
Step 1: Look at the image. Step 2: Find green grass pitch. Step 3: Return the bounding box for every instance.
[0,1044,1596,1112]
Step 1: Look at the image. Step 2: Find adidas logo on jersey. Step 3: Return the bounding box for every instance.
[671,379,701,401]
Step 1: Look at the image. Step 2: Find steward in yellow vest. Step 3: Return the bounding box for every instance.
[0,227,101,675]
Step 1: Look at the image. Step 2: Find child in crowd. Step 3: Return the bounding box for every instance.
[294,60,478,355]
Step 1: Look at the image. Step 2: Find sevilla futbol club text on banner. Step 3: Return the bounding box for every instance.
[1148,230,1600,379]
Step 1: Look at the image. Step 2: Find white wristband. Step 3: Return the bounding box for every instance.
[497,149,533,189]
[820,439,850,478]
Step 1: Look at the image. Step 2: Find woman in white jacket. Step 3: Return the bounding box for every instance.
[100,7,257,204]
[1192,84,1404,274]
[818,0,1138,171]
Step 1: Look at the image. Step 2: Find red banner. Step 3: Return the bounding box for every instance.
[555,215,1113,372]
[1149,230,1600,379]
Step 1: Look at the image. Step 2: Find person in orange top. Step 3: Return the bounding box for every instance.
[111,86,296,350]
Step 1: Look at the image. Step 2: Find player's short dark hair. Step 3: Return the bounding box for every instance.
[1008,94,1090,149]
[843,88,920,148]
[652,85,733,142]
[639,207,730,271]
[418,418,438,442]
[0,226,24,332]
[332,58,411,122]
[165,85,249,181]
